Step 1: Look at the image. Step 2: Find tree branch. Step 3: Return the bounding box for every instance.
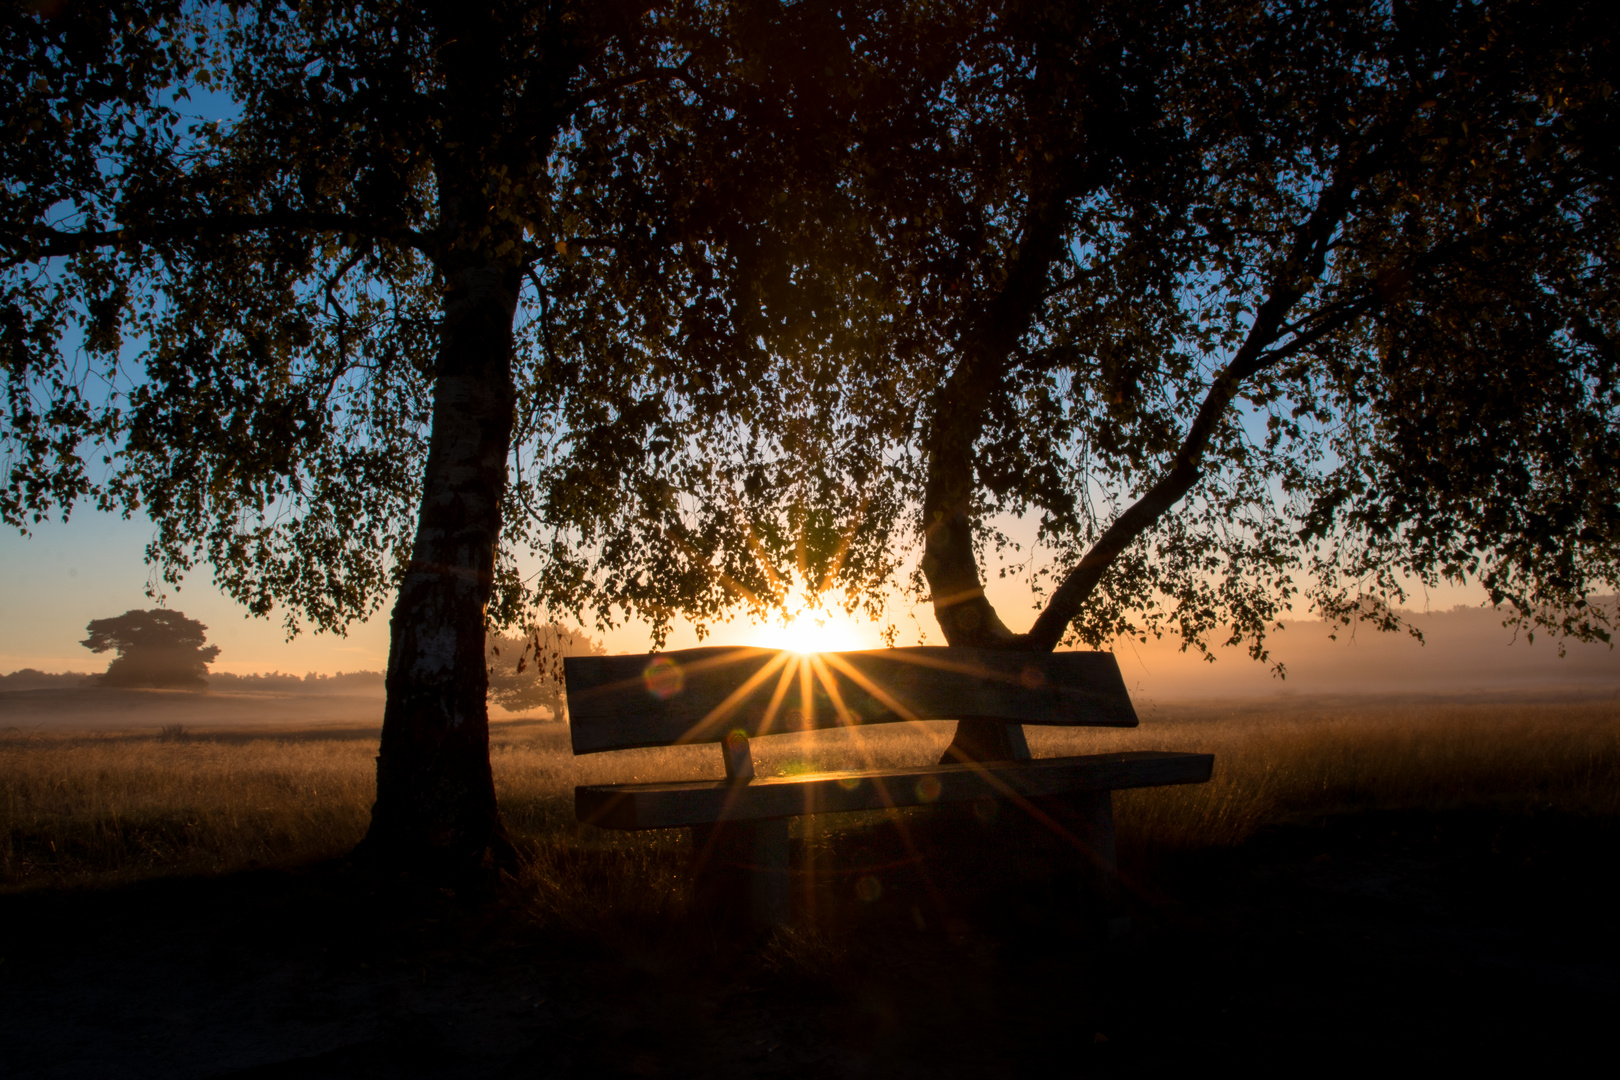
[524,267,561,373]
[567,60,691,111]
[1023,123,1405,651]
[921,156,1099,647]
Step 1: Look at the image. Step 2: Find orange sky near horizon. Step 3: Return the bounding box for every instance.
[0,505,904,674]
[9,502,1611,703]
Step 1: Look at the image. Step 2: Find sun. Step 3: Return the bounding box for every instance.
[748,605,867,654]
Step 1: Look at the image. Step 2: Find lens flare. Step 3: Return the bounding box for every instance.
[642,656,684,700]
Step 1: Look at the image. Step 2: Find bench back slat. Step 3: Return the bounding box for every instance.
[565,646,1137,755]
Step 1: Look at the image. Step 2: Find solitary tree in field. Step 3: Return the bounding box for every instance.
[81,609,220,689]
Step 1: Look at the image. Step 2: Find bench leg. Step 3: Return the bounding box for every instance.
[1071,790,1129,936]
[690,818,790,930]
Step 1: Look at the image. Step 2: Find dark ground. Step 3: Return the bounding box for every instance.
[3,806,1616,1078]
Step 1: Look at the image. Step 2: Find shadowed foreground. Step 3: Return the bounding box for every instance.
[2,694,1617,1074]
[2,808,1616,1076]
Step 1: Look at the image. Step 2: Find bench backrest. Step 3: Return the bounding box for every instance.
[564,646,1137,755]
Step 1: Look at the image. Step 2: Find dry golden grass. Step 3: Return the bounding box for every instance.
[1094,698,1620,850]
[3,697,1617,893]
[0,729,376,886]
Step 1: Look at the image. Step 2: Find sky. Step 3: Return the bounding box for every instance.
[7,500,1617,707]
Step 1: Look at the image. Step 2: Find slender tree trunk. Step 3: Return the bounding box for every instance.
[923,147,1090,763]
[358,261,522,875]
[350,2,611,878]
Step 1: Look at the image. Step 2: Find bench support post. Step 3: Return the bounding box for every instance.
[1071,789,1128,935]
[939,718,1031,765]
[690,818,790,930]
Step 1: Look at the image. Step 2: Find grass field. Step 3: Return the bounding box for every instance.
[4,691,1618,1076]
[5,694,1617,894]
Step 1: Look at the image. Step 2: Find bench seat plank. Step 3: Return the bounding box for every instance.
[577,750,1214,831]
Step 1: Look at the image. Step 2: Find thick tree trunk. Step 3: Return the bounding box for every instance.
[358,263,522,876]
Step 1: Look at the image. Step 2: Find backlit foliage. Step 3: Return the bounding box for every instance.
[2,1,1616,660]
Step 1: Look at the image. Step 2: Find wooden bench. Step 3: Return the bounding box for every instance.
[565,646,1212,929]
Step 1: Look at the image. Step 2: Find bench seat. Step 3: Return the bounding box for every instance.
[578,750,1213,830]
[564,646,1213,929]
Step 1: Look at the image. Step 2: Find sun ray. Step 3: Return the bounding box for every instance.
[835,645,1052,688]
[806,653,857,729]
[712,569,764,611]
[805,653,956,922]
[807,655,900,782]
[569,645,781,707]
[658,525,765,611]
[671,648,794,746]
[813,494,870,598]
[811,653,1110,860]
[754,653,802,738]
[740,518,788,597]
[819,651,925,726]
[685,652,799,881]
[799,652,814,738]
[818,651,944,751]
[806,657,903,798]
[574,644,1129,921]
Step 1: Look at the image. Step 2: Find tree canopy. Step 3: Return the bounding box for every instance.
[81,608,220,688]
[740,0,1619,697]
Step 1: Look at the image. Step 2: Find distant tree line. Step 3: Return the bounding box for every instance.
[0,669,96,691]
[209,670,385,693]
[0,662,387,693]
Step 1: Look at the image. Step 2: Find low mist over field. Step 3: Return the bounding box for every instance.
[1116,603,1619,701]
[0,684,385,733]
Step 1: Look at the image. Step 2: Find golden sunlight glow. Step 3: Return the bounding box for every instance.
[747,605,868,654]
